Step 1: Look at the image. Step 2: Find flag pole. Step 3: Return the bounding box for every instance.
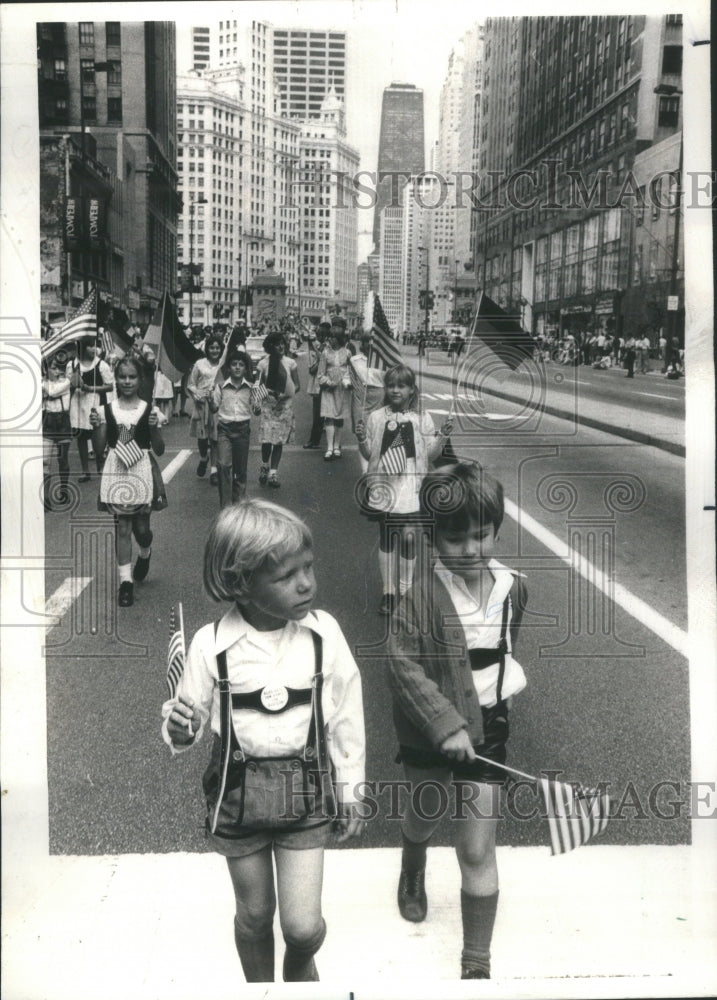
[178,601,191,736]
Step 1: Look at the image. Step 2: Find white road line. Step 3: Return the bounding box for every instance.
[638,391,681,401]
[426,408,513,420]
[44,577,92,633]
[161,449,192,483]
[504,498,688,657]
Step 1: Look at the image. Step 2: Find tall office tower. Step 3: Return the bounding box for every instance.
[37,20,178,322]
[272,28,346,119]
[372,83,425,251]
[476,15,683,344]
[297,88,359,321]
[191,26,210,72]
[176,69,245,328]
[400,175,439,333]
[378,206,404,334]
[433,28,483,325]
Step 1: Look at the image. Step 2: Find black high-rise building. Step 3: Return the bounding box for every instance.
[372,83,425,251]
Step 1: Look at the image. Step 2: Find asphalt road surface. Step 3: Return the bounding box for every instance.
[43,353,689,855]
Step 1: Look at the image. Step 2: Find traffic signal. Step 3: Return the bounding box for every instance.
[427,291,435,310]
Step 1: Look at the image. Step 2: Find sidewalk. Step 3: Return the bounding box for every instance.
[4,845,716,999]
[411,348,685,457]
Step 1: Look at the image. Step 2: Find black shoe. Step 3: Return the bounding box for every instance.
[379,593,396,616]
[462,968,490,980]
[258,465,269,486]
[196,459,208,478]
[302,442,321,449]
[78,473,91,483]
[133,552,151,582]
[268,474,280,488]
[118,582,134,607]
[209,471,218,486]
[397,868,427,922]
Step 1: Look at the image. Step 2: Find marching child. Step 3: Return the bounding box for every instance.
[388,462,528,980]
[255,332,300,489]
[161,500,366,983]
[41,349,72,511]
[209,349,254,507]
[355,363,453,614]
[187,334,224,485]
[90,355,166,607]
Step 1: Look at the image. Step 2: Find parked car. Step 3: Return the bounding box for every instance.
[244,335,267,368]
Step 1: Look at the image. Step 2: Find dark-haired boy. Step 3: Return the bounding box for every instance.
[388,462,528,980]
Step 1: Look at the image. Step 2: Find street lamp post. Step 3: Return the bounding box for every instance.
[419,246,430,338]
[245,240,259,327]
[453,260,460,325]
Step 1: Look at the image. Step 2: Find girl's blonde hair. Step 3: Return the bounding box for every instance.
[203,499,313,602]
[383,363,418,410]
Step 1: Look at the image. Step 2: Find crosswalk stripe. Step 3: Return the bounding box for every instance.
[43,577,92,634]
[161,449,192,483]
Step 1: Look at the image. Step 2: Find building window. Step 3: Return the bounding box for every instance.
[107,60,121,84]
[54,58,67,80]
[107,96,122,122]
[82,95,96,120]
[81,58,95,83]
[79,22,94,46]
[658,96,680,127]
[662,45,682,75]
[106,22,121,47]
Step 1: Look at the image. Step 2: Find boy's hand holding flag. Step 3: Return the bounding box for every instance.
[167,604,192,738]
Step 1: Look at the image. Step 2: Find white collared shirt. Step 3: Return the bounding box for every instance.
[434,557,527,707]
[161,606,366,802]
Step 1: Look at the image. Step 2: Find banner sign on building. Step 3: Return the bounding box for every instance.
[86,197,106,250]
[63,197,82,252]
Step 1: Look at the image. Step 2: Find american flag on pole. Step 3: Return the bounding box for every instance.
[167,604,186,701]
[539,777,610,856]
[251,380,269,408]
[365,292,403,371]
[41,288,97,360]
[380,428,408,475]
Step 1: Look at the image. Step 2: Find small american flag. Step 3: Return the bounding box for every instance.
[251,381,269,408]
[114,434,144,469]
[365,293,403,371]
[380,428,408,475]
[167,604,186,701]
[539,777,610,856]
[98,327,115,357]
[41,288,97,360]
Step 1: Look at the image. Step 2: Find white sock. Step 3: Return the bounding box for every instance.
[210,465,217,475]
[138,546,151,559]
[118,563,132,583]
[378,548,394,595]
[399,556,416,595]
[325,425,335,451]
[268,468,277,479]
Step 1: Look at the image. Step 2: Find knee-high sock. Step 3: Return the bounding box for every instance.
[401,829,430,873]
[283,918,326,983]
[234,916,275,983]
[398,555,415,595]
[460,889,499,978]
[378,547,394,595]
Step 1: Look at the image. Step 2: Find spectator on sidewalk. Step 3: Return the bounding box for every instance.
[624,336,637,378]
[636,334,651,374]
[659,333,668,372]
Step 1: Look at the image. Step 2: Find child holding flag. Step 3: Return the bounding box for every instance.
[161,500,366,983]
[90,355,166,607]
[255,332,300,488]
[187,334,224,484]
[355,364,453,613]
[387,462,528,979]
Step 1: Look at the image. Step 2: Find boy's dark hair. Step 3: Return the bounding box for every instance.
[226,349,252,373]
[331,316,347,332]
[318,321,332,335]
[419,462,504,534]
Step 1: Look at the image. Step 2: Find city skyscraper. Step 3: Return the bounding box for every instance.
[272,28,346,119]
[37,20,178,322]
[372,82,425,251]
[190,26,210,72]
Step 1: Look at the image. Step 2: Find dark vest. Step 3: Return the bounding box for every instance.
[104,401,151,449]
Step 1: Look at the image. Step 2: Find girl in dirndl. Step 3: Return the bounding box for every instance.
[41,350,73,511]
[90,355,166,608]
[66,341,114,482]
[255,332,300,489]
[355,364,454,615]
[316,328,351,461]
[187,334,224,485]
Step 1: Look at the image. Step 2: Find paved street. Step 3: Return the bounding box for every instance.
[43,351,689,857]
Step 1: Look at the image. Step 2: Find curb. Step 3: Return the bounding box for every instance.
[422,370,685,458]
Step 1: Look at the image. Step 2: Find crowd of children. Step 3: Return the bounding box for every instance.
[43,314,533,984]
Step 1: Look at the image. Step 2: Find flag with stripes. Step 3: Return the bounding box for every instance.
[166,604,186,700]
[113,438,144,469]
[539,777,610,855]
[41,288,97,360]
[365,292,403,371]
[380,429,408,475]
[251,381,268,408]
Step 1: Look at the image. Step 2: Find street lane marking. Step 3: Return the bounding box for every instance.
[638,392,681,401]
[44,577,92,634]
[161,449,192,483]
[504,498,688,657]
[426,408,513,420]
